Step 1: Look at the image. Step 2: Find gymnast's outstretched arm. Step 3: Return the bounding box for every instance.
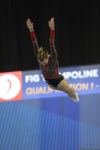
[48,17,58,58]
[26,18,39,56]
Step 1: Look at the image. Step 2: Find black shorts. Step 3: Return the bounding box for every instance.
[45,74,64,87]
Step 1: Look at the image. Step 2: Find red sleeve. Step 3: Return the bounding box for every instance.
[29,31,39,55]
[30,31,36,42]
[50,30,55,44]
[50,30,57,58]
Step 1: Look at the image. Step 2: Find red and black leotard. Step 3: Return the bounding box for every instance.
[30,30,59,80]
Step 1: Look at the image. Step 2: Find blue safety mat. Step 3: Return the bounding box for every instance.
[0,94,100,150]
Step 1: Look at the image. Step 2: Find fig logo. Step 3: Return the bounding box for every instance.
[0,73,22,101]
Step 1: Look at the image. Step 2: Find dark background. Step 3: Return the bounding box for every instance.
[0,0,100,72]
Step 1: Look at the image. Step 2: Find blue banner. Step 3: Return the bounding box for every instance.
[22,64,100,99]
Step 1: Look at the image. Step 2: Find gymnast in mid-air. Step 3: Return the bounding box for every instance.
[26,17,79,102]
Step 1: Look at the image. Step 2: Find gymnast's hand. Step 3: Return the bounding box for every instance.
[48,17,55,30]
[26,18,34,32]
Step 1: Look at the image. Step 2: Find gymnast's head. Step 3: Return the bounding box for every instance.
[37,47,50,65]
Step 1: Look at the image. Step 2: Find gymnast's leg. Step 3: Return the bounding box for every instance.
[57,79,79,102]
